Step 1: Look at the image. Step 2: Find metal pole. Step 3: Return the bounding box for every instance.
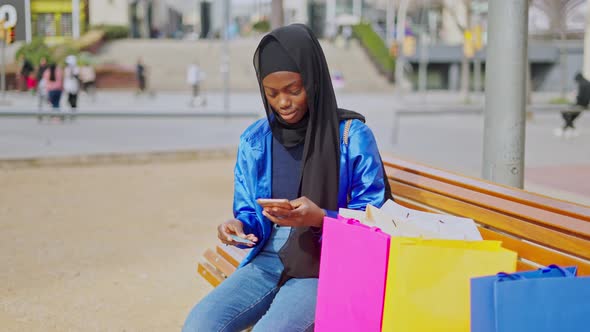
[25,0,32,43]
[72,0,80,39]
[1,39,6,99]
[473,56,481,92]
[418,33,428,93]
[483,0,528,188]
[460,0,471,103]
[394,0,409,92]
[326,0,336,39]
[353,0,362,20]
[584,1,590,79]
[222,0,230,115]
[385,0,396,48]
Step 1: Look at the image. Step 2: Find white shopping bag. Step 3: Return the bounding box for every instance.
[339,200,482,240]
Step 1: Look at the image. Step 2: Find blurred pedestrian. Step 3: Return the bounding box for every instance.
[187,61,206,106]
[36,57,49,110]
[43,63,63,110]
[64,55,81,111]
[342,25,352,49]
[555,72,589,138]
[19,55,34,92]
[79,63,97,102]
[136,57,147,95]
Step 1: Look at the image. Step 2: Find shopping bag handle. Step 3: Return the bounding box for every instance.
[539,264,575,277]
[338,216,388,236]
[496,272,523,281]
[496,264,575,282]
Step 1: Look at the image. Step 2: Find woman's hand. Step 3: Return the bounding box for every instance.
[217,219,258,247]
[262,196,326,228]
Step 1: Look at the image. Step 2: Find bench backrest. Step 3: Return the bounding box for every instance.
[198,157,590,286]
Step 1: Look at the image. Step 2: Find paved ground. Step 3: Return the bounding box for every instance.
[0,159,233,331]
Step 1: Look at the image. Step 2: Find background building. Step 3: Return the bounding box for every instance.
[30,0,88,42]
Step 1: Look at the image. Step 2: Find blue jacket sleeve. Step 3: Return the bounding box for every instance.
[346,122,388,210]
[232,139,262,239]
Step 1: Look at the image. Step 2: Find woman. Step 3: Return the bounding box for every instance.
[43,63,63,110]
[182,24,391,332]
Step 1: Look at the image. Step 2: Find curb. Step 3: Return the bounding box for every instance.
[0,148,237,169]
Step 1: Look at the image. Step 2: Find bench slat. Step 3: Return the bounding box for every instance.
[216,245,247,267]
[479,228,590,275]
[204,248,237,278]
[516,260,538,271]
[197,262,224,287]
[388,168,590,239]
[390,180,590,261]
[384,157,590,221]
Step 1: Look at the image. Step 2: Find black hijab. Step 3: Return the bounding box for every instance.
[253,24,391,284]
[254,24,372,212]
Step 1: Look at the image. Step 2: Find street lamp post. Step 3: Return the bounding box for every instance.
[222,0,231,115]
[72,0,80,39]
[483,0,528,188]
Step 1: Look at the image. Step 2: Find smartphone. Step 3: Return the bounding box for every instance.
[229,234,255,245]
[256,198,294,210]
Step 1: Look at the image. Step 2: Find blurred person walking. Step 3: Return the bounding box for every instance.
[187,61,206,106]
[136,57,148,96]
[79,63,97,102]
[36,57,49,110]
[64,55,81,112]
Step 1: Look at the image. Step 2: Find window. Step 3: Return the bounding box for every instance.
[36,14,56,37]
[61,13,73,37]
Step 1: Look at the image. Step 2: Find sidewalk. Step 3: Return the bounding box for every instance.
[1,90,588,204]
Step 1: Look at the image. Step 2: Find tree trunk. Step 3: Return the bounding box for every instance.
[271,0,284,29]
[584,1,590,79]
[460,0,472,103]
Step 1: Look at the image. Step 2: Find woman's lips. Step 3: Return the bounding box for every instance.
[278,109,297,118]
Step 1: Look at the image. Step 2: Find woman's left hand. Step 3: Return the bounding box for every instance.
[262,196,325,228]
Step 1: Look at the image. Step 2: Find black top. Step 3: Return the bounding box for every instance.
[272,136,304,200]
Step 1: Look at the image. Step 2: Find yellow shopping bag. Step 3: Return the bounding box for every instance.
[381,238,517,332]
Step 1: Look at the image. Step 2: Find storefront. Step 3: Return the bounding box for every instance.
[30,0,88,42]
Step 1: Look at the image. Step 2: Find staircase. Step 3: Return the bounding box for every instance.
[95,38,393,92]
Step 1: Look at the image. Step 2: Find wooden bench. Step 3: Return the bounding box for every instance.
[197,156,590,287]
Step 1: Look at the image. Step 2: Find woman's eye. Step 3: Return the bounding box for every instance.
[290,89,302,95]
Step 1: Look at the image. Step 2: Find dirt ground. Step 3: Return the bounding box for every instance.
[0,159,237,331]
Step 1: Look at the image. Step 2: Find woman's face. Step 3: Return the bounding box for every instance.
[262,71,308,124]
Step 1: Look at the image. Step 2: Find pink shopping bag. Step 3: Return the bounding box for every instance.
[315,216,391,332]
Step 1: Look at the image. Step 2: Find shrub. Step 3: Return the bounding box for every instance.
[15,37,53,65]
[90,25,129,40]
[252,20,271,33]
[352,23,395,81]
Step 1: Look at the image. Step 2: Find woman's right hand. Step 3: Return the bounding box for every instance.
[217,219,258,247]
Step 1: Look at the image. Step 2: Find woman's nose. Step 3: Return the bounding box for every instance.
[278,95,291,109]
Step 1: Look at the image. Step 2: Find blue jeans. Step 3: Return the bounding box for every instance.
[47,90,62,109]
[182,254,317,332]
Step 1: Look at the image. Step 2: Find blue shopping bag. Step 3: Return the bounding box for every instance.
[471,265,580,332]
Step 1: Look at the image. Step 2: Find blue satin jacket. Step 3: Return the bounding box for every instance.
[233,118,387,267]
